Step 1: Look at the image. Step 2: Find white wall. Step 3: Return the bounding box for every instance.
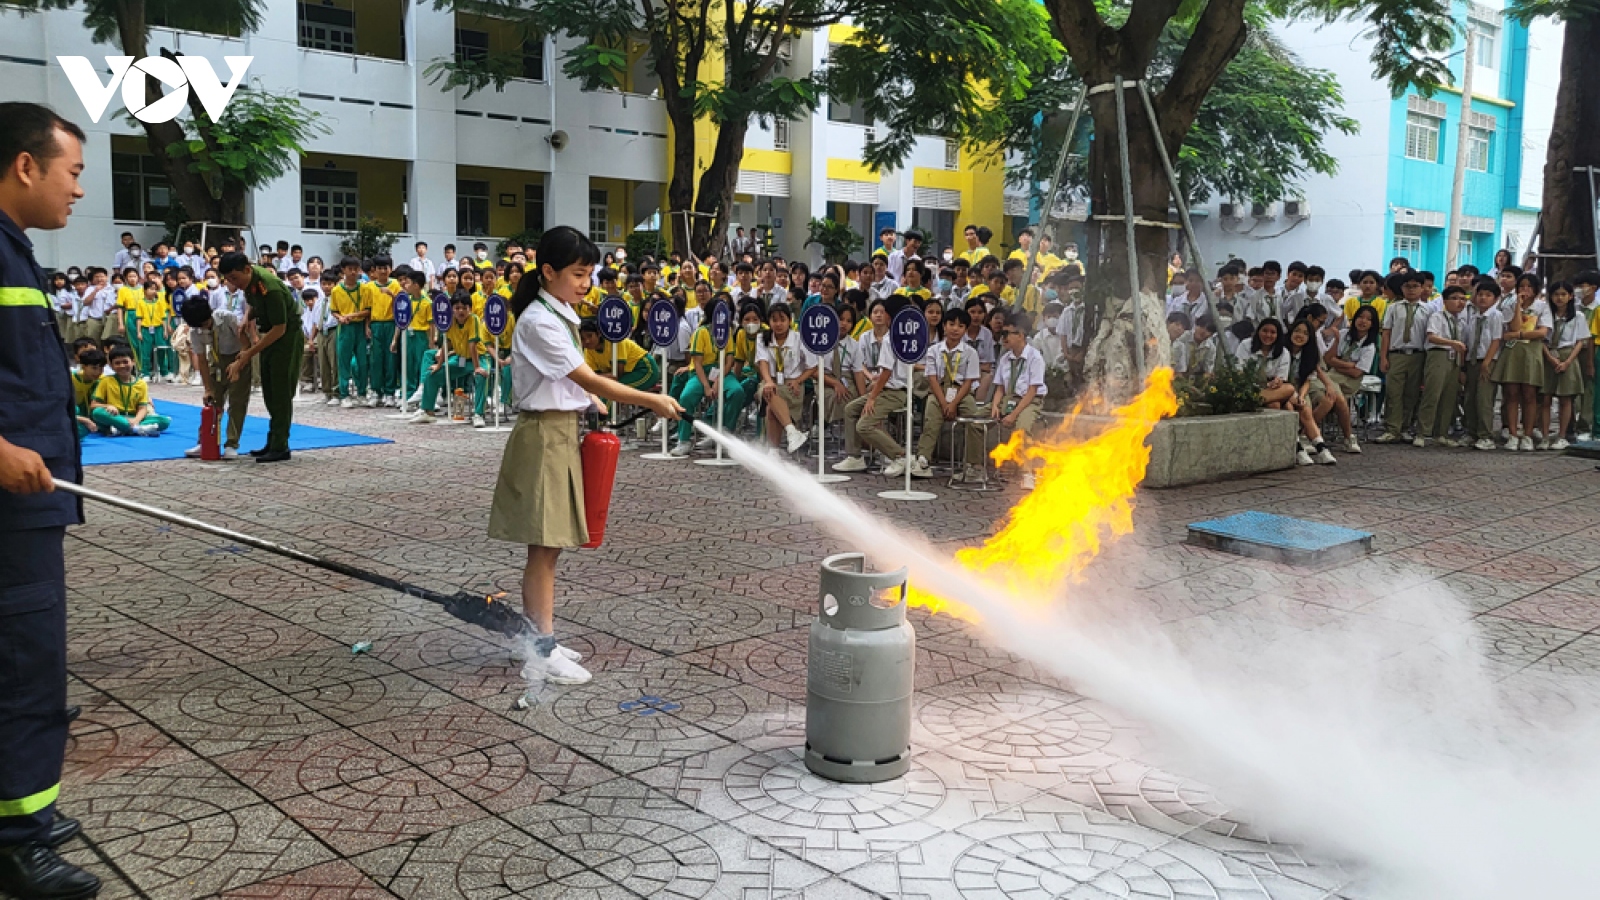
[1189,18,1394,280]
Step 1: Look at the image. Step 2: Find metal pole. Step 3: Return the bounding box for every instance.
[1019,87,1088,298]
[1113,76,1147,378]
[398,328,408,413]
[1446,27,1476,271]
[1135,80,1221,354]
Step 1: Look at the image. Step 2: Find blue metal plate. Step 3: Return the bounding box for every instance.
[1187,511,1373,564]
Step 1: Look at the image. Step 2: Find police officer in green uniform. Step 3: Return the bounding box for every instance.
[217,255,302,463]
[0,103,101,898]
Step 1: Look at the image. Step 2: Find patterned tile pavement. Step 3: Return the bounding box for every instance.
[52,385,1600,899]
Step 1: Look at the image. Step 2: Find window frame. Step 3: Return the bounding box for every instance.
[524,182,546,234]
[111,151,173,224]
[1471,18,1499,69]
[298,2,356,55]
[1393,224,1424,261]
[1465,125,1491,172]
[456,178,492,237]
[454,27,489,65]
[301,168,360,232]
[1404,111,1441,163]
[588,189,609,244]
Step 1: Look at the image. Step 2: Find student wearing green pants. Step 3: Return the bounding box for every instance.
[88,346,170,436]
[218,257,302,462]
[407,294,491,427]
[579,320,660,414]
[328,258,373,405]
[367,256,399,404]
[396,269,434,401]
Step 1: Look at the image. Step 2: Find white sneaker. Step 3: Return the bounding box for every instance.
[831,455,868,473]
[326,397,341,406]
[1533,429,1545,442]
[537,651,593,685]
[785,424,808,453]
[222,447,238,459]
[184,445,202,458]
[1579,432,1593,442]
[1345,436,1362,454]
[363,395,378,409]
[1315,448,1337,465]
[408,410,436,425]
[669,441,693,458]
[1504,436,1521,451]
[1474,438,1496,451]
[1537,438,1552,451]
[340,398,355,409]
[135,423,161,437]
[555,644,582,662]
[408,387,426,404]
[883,458,907,477]
[694,435,717,450]
[1551,438,1570,451]
[910,457,934,479]
[472,414,487,428]
[1500,427,1513,441]
[1021,472,1036,490]
[649,419,666,436]
[964,464,985,483]
[1520,436,1536,451]
[1296,448,1314,466]
[1412,436,1427,448]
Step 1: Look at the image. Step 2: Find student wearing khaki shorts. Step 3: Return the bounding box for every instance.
[978,316,1047,489]
[489,227,681,685]
[1462,280,1505,449]
[755,302,813,455]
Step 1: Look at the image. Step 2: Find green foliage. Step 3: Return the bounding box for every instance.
[1506,0,1600,22]
[1174,356,1265,416]
[1278,0,1457,96]
[824,0,1062,170]
[624,230,665,261]
[160,197,191,248]
[804,218,864,265]
[495,229,544,259]
[338,217,400,261]
[155,86,327,198]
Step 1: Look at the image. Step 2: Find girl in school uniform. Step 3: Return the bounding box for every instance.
[489,227,682,684]
[758,302,813,454]
[1541,281,1588,450]
[1284,319,1339,465]
[1238,318,1294,408]
[1491,273,1552,451]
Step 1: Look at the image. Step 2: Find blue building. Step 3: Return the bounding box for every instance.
[1191,2,1560,280]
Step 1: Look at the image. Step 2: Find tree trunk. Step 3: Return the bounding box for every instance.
[690,118,750,260]
[665,123,697,257]
[1538,13,1600,283]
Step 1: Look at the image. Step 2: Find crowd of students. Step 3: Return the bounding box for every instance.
[51,226,1597,477]
[1162,252,1600,462]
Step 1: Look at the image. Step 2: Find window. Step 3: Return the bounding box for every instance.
[1394,224,1423,261]
[944,138,959,170]
[522,36,545,81]
[302,169,358,232]
[1405,112,1441,163]
[1457,234,1473,266]
[299,3,355,54]
[454,28,488,64]
[1466,126,1491,172]
[1472,19,1499,68]
[589,189,609,243]
[111,152,172,223]
[524,182,545,233]
[773,118,789,151]
[457,179,490,236]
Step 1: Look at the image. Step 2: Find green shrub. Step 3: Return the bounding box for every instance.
[804,218,864,264]
[625,230,665,261]
[495,229,543,259]
[337,216,399,260]
[1175,354,1264,416]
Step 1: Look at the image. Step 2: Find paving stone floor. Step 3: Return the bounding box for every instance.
[54,386,1600,899]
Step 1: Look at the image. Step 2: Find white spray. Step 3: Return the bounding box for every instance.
[695,422,1600,899]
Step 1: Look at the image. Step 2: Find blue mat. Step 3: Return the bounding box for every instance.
[1186,511,1373,564]
[81,400,389,466]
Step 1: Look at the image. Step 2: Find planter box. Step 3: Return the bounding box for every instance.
[1045,409,1299,488]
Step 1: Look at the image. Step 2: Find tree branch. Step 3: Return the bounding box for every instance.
[1156,0,1249,140]
[1119,0,1183,69]
[1040,0,1105,79]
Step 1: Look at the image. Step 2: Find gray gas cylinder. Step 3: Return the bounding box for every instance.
[805,552,914,783]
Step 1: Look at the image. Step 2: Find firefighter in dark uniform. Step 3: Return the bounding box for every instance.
[217,255,301,463]
[0,103,102,899]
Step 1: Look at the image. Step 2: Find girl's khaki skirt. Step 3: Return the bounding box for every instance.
[1491,340,1546,389]
[488,411,588,548]
[772,382,805,411]
[1545,354,1585,397]
[1327,369,1364,399]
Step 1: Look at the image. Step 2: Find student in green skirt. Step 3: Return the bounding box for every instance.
[489,226,681,685]
[1540,281,1588,451]
[1491,272,1552,452]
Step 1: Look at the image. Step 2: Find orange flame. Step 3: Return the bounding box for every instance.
[907,368,1179,620]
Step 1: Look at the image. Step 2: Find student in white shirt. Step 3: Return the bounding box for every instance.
[917,307,981,479]
[981,315,1048,489]
[1491,272,1553,451]
[1282,319,1339,465]
[755,302,813,454]
[865,255,899,301]
[1376,271,1430,443]
[1461,280,1505,449]
[1167,312,1192,376]
[1238,317,1293,401]
[408,241,439,289]
[180,295,252,458]
[1415,285,1469,447]
[1540,281,1588,450]
[487,227,681,686]
[833,298,914,474]
[1189,314,1221,378]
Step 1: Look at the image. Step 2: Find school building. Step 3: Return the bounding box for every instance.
[0,4,1006,269]
[1187,1,1561,281]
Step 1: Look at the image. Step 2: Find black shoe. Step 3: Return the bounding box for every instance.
[46,818,80,849]
[0,844,100,899]
[254,450,291,464]
[64,707,79,724]
[248,447,269,457]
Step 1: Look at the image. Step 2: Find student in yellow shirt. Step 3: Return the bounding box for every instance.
[960,224,993,264]
[729,301,767,407]
[1342,270,1387,327]
[670,294,747,455]
[116,269,145,365]
[395,268,435,401]
[72,348,106,437]
[135,278,176,381]
[894,261,933,305]
[90,346,170,436]
[408,293,492,427]
[329,255,376,407]
[1006,227,1035,265]
[580,318,660,410]
[367,254,402,406]
[1000,258,1043,315]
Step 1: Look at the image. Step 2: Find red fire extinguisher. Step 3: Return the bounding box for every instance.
[579,429,621,549]
[199,402,221,461]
